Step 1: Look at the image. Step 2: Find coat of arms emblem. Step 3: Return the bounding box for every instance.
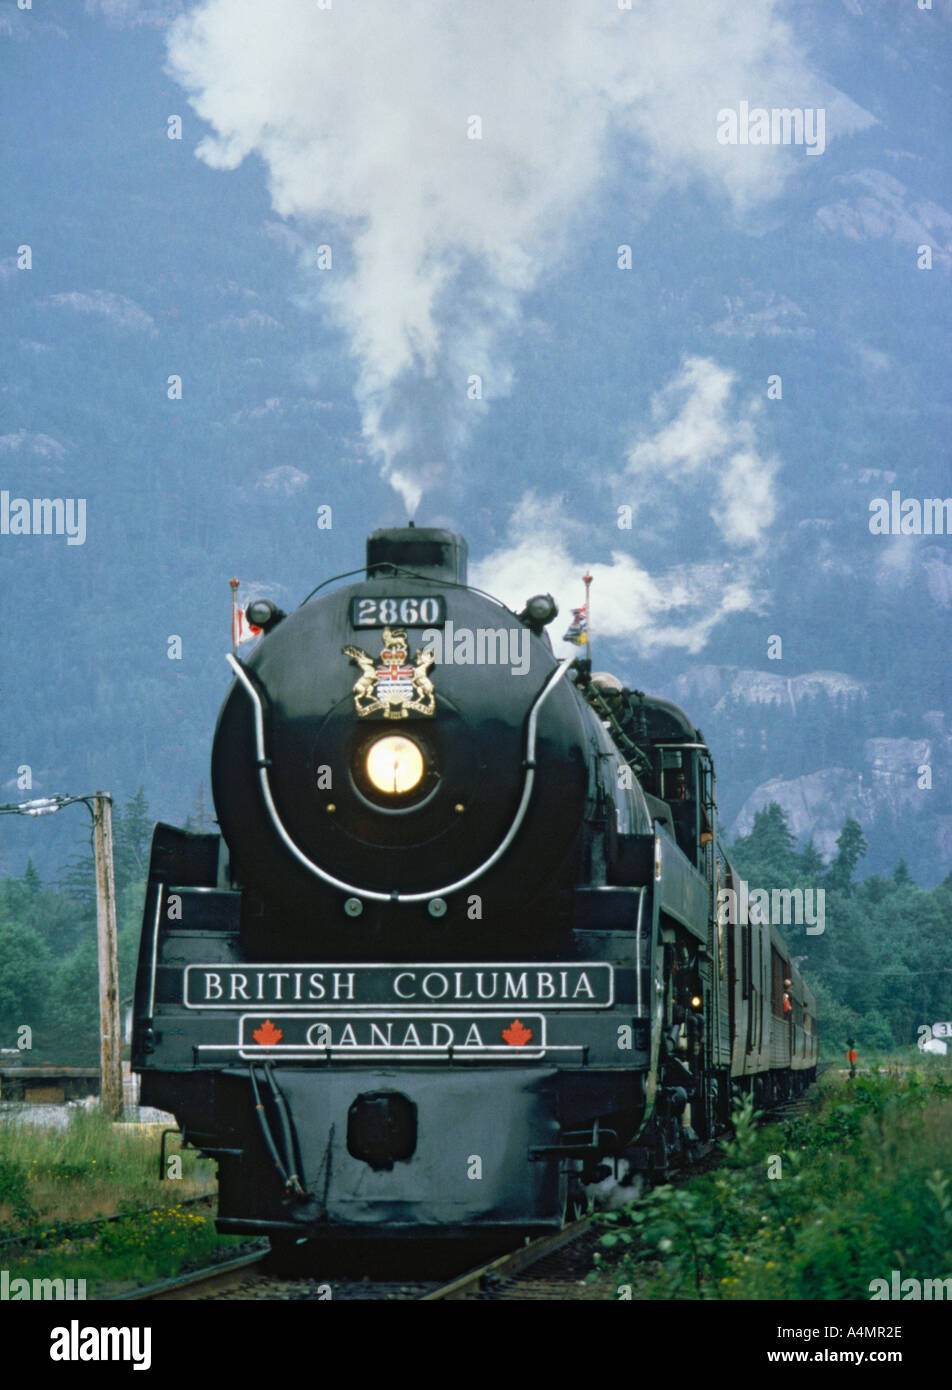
[343,626,436,719]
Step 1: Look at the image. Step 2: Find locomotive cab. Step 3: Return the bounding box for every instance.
[640,697,716,871]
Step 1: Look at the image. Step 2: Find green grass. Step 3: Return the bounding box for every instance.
[0,1107,215,1230]
[5,1204,247,1296]
[819,1043,952,1069]
[0,1107,244,1294]
[590,1067,952,1300]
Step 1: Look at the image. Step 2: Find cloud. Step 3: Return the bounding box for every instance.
[231,396,283,423]
[874,535,920,588]
[857,468,897,485]
[924,554,952,609]
[256,465,308,495]
[217,280,261,300]
[48,290,156,334]
[874,541,952,607]
[262,221,310,258]
[0,430,67,460]
[85,0,184,27]
[0,13,68,39]
[816,170,952,267]
[473,355,779,653]
[219,309,281,331]
[229,395,333,424]
[472,494,761,657]
[625,356,778,550]
[167,0,870,512]
[712,291,813,340]
[853,343,892,374]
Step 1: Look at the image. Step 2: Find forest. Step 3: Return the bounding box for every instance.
[0,794,949,1065]
[0,788,213,1067]
[728,804,952,1055]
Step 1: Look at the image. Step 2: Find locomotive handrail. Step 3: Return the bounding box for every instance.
[298,563,513,613]
[146,881,163,1021]
[225,653,573,907]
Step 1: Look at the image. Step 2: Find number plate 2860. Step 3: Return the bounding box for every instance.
[351,595,446,627]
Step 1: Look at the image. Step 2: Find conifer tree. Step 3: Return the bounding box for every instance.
[796,838,826,879]
[828,818,867,896]
[114,787,151,890]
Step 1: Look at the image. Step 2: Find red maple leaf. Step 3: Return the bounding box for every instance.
[502,1019,533,1046]
[252,1019,283,1046]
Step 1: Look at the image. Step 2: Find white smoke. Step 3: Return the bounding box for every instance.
[473,490,760,658]
[167,0,871,511]
[472,357,776,654]
[626,355,778,550]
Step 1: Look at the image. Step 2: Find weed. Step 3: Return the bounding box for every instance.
[591,1072,952,1299]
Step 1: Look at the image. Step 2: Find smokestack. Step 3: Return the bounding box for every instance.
[366,526,468,584]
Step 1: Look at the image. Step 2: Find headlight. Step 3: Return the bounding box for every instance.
[365,735,425,795]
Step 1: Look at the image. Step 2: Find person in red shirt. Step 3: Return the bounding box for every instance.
[846,1037,857,1080]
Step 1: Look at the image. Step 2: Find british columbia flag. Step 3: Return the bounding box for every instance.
[563,605,588,646]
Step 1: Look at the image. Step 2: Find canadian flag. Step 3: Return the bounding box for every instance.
[233,608,262,646]
[230,578,262,647]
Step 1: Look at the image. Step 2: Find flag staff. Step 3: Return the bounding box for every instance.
[583,570,593,668]
[230,577,240,656]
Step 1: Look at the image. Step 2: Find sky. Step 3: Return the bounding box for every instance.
[1,0,949,880]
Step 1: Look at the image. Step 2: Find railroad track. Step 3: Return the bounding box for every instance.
[112,1247,270,1302]
[420,1219,611,1300]
[115,1218,613,1301]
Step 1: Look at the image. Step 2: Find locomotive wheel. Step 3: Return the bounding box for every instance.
[559,1164,588,1224]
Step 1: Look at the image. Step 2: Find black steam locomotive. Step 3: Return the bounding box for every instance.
[132,526,817,1245]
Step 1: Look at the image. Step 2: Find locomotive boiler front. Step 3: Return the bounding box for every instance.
[211,527,591,939]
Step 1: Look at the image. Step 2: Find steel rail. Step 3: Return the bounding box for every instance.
[112,1246,270,1301]
[418,1218,592,1300]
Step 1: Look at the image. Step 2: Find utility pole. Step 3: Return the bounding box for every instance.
[2,791,124,1121]
[92,792,122,1121]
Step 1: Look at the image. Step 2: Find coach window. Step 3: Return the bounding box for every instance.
[771,950,785,1014]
